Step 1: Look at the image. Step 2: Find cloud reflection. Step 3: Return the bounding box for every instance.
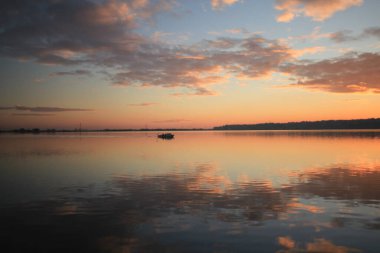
[291,166,380,203]
[1,162,379,252]
[277,236,362,253]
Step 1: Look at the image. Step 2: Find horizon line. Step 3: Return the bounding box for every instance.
[1,117,380,132]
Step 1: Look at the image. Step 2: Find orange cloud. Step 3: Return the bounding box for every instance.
[1,0,376,97]
[289,46,325,58]
[275,0,363,22]
[277,10,295,22]
[281,52,380,93]
[112,35,294,95]
[211,0,240,10]
[89,0,133,25]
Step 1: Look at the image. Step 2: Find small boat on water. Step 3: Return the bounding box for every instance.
[157,133,174,139]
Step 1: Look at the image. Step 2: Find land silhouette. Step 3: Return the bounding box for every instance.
[1,118,380,133]
[213,118,380,130]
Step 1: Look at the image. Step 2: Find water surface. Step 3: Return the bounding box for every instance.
[1,131,380,252]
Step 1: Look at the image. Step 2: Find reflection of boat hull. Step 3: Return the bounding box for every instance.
[157,133,174,139]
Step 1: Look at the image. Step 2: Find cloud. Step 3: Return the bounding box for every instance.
[288,26,332,42]
[111,35,295,95]
[127,102,158,106]
[330,30,358,43]
[364,26,380,39]
[49,70,92,77]
[1,0,246,95]
[289,26,380,44]
[211,0,240,10]
[281,52,380,93]
[170,88,218,97]
[225,28,249,34]
[0,106,93,112]
[330,26,380,42]
[0,0,175,65]
[275,0,363,22]
[290,46,325,57]
[12,113,55,116]
[0,0,319,96]
[1,0,377,96]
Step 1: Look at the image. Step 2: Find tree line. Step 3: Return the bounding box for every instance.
[213,118,380,130]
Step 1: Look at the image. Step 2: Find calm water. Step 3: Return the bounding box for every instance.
[0,131,380,253]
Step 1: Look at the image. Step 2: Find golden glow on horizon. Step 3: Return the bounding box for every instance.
[0,0,379,129]
[2,131,379,188]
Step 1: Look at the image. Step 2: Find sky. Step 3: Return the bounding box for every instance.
[0,0,379,129]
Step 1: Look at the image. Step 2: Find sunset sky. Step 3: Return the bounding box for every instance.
[0,0,379,129]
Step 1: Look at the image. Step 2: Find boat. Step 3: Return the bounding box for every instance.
[157,133,174,139]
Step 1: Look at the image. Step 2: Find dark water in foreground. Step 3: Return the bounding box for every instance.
[0,131,380,253]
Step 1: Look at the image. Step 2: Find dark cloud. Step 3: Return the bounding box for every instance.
[0,0,294,96]
[112,35,294,95]
[12,113,55,116]
[330,30,358,43]
[363,26,380,39]
[330,26,380,42]
[1,0,379,95]
[0,106,93,112]
[50,69,92,77]
[0,0,175,65]
[204,37,241,49]
[281,52,380,93]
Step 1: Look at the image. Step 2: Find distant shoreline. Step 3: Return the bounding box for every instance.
[0,128,210,134]
[1,118,380,133]
[213,118,380,131]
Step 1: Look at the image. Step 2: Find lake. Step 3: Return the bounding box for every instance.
[1,130,380,253]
